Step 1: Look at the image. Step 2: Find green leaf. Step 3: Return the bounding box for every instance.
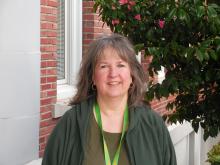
[146,88,154,101]
[148,47,159,56]
[208,6,218,18]
[201,39,212,47]
[159,87,169,98]
[134,43,144,53]
[193,0,200,5]
[178,8,187,21]
[192,120,199,133]
[134,5,140,13]
[210,127,218,137]
[168,8,177,20]
[196,48,204,62]
[196,6,205,18]
[210,50,218,61]
[204,131,209,141]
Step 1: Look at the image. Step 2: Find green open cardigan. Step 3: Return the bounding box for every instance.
[42,96,177,165]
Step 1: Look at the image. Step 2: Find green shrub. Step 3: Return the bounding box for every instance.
[207,142,220,165]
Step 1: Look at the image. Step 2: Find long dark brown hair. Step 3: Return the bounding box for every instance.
[69,33,146,107]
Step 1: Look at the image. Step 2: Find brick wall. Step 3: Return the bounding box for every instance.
[83,1,111,54]
[40,0,58,157]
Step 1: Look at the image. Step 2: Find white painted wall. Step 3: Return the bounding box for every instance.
[0,0,40,164]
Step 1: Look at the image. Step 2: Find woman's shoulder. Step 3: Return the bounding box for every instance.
[134,104,165,125]
[136,104,161,117]
[59,95,94,125]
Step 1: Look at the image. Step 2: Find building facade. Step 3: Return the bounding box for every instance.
[1,1,219,165]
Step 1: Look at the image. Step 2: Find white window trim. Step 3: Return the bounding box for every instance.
[54,0,82,118]
[57,0,68,85]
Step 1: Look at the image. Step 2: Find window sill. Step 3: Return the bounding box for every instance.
[52,84,76,118]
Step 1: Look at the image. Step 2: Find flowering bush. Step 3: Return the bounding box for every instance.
[94,0,220,140]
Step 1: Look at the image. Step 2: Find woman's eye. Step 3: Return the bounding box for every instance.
[100,65,107,68]
[118,64,125,67]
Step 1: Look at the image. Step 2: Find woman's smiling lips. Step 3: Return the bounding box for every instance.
[107,81,121,85]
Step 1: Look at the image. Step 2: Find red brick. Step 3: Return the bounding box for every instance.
[41,0,48,5]
[41,31,57,37]
[93,27,108,33]
[48,0,58,7]
[83,27,94,33]
[40,97,56,106]
[41,6,57,15]
[40,143,47,151]
[41,61,47,68]
[83,7,94,13]
[46,76,57,83]
[83,14,94,20]
[83,21,95,27]
[41,91,47,98]
[41,38,57,45]
[39,150,44,158]
[41,14,57,22]
[83,39,93,45]
[83,1,94,7]
[40,119,51,128]
[83,33,94,39]
[41,60,57,68]
[51,83,57,89]
[41,111,52,119]
[41,45,57,52]
[41,84,51,91]
[47,61,56,67]
[47,90,57,97]
[41,69,47,75]
[41,53,56,60]
[94,20,105,27]
[39,136,45,144]
[41,77,47,83]
[47,69,57,75]
[40,105,54,113]
[41,22,57,30]
[40,126,54,136]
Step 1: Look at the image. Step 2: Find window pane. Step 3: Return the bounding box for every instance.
[57,0,65,80]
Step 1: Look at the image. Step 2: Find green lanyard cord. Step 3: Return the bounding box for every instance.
[94,102,129,165]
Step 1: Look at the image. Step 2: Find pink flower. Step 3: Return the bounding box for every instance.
[129,1,136,6]
[119,0,128,5]
[127,4,132,10]
[112,19,120,25]
[134,14,141,21]
[127,1,135,10]
[158,19,165,29]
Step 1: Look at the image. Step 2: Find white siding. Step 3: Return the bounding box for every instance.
[0,0,40,164]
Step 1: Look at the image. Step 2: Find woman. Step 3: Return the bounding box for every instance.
[42,34,177,165]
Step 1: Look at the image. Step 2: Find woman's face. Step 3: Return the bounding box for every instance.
[93,47,132,100]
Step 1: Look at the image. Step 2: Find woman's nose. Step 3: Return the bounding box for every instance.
[108,66,118,77]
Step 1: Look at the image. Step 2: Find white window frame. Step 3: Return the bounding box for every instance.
[56,0,82,108]
[57,0,68,85]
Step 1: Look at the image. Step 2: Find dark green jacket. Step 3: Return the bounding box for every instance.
[42,96,177,165]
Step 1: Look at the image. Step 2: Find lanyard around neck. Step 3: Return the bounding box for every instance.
[94,102,129,165]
